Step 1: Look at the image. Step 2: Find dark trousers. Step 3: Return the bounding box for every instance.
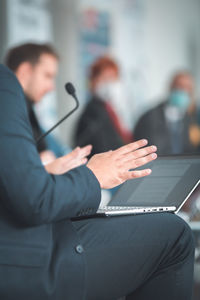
[73,213,194,300]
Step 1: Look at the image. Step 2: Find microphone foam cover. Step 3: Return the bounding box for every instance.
[65,82,76,95]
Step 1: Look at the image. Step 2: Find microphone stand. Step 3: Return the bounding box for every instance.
[37,84,79,145]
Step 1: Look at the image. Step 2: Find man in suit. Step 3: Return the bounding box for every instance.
[134,71,199,155]
[0,64,195,300]
[5,42,92,166]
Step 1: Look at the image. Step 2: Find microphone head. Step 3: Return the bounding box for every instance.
[65,82,76,95]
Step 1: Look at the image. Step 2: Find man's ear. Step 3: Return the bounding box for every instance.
[15,62,33,89]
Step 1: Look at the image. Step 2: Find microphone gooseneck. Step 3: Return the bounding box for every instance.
[36,82,79,144]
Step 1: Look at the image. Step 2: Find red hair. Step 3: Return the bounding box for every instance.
[89,56,119,82]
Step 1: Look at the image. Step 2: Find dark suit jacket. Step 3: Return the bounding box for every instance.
[0,65,101,299]
[75,96,125,158]
[25,97,47,153]
[134,101,197,155]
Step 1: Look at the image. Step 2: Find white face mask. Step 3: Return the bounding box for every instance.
[94,80,133,130]
[95,81,121,103]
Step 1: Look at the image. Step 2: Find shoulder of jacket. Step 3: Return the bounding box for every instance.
[0,64,24,96]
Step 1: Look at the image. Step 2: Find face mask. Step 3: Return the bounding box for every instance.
[169,89,190,112]
[94,80,133,130]
[95,81,121,103]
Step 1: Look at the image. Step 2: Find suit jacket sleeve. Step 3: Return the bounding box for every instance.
[0,66,101,226]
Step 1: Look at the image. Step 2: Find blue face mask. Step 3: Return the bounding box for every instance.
[169,89,190,111]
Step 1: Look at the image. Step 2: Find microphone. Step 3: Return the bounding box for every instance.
[36,82,79,144]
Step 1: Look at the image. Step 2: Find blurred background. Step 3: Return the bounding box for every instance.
[1,0,200,146]
[0,0,200,298]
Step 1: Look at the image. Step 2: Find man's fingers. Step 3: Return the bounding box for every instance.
[123,152,157,170]
[65,145,92,161]
[65,147,80,159]
[79,145,92,157]
[122,145,157,162]
[113,139,148,155]
[126,168,152,180]
[68,158,88,169]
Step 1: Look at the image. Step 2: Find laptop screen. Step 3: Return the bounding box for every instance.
[109,156,200,210]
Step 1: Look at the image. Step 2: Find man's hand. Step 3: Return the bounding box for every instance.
[40,150,57,165]
[87,139,157,189]
[45,145,92,175]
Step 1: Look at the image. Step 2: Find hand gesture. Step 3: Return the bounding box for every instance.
[45,145,92,175]
[87,139,157,189]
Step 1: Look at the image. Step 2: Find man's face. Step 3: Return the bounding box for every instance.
[172,74,194,96]
[25,53,58,103]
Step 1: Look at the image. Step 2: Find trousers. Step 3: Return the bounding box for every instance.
[73,212,194,300]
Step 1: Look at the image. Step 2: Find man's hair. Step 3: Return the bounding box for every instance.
[5,42,59,72]
[170,71,193,89]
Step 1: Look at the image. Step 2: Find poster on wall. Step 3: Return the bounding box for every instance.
[6,0,52,47]
[78,8,111,102]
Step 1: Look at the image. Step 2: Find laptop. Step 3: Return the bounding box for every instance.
[77,155,200,217]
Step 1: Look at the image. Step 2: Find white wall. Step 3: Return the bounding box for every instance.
[51,0,80,145]
[144,0,200,102]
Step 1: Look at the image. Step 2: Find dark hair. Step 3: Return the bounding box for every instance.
[5,42,59,72]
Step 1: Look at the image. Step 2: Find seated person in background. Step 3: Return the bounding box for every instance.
[5,42,92,165]
[0,63,195,300]
[134,71,200,155]
[189,103,200,151]
[75,56,134,158]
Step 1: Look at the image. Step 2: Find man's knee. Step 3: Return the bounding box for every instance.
[176,215,194,255]
[145,213,194,257]
[164,214,195,261]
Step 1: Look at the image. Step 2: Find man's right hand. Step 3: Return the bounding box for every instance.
[87,139,157,189]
